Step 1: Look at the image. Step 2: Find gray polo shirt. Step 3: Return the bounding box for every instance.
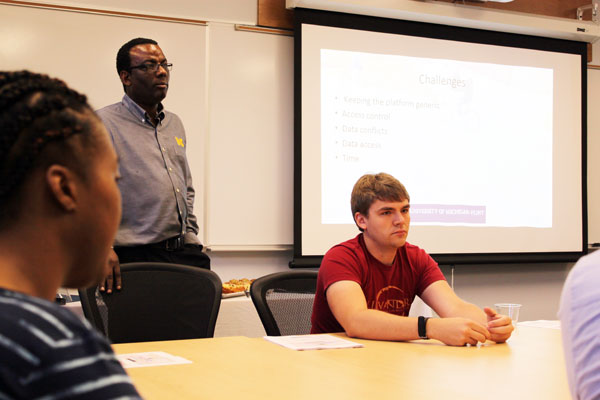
[97,95,200,246]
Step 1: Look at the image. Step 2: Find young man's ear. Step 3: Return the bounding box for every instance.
[45,165,78,212]
[355,212,367,231]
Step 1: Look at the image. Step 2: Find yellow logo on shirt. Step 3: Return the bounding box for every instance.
[175,137,185,148]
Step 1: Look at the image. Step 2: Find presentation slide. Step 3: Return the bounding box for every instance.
[299,20,583,259]
[320,49,553,228]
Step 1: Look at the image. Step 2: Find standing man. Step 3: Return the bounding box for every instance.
[311,172,514,346]
[98,38,209,292]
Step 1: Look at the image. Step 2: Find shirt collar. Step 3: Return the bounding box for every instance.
[121,94,165,125]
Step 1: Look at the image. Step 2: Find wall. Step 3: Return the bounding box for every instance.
[211,252,572,321]
[218,0,587,321]
[2,0,588,321]
[259,0,595,30]
[13,0,257,24]
[441,263,572,321]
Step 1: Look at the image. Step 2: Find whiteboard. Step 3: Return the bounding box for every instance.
[205,23,294,250]
[0,4,294,250]
[588,68,600,244]
[0,3,207,240]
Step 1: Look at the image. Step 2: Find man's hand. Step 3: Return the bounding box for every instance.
[100,249,121,294]
[484,307,514,343]
[427,317,491,346]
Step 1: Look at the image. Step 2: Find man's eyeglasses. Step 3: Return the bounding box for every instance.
[129,61,173,73]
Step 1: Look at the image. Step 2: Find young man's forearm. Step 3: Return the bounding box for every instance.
[343,310,421,341]
[438,300,487,325]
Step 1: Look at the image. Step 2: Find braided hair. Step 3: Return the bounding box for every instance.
[0,70,95,226]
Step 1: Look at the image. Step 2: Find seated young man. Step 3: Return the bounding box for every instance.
[311,173,514,346]
[0,71,141,398]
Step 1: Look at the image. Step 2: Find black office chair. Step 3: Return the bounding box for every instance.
[79,262,222,343]
[250,271,318,336]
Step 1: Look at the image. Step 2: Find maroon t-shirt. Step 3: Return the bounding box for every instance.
[310,234,445,334]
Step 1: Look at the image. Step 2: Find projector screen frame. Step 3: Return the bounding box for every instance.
[291,7,588,268]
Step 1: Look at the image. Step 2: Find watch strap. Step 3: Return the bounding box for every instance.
[418,316,430,339]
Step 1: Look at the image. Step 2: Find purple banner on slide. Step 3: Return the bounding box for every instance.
[410,204,486,224]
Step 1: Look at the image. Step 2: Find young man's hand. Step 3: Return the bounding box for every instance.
[427,317,491,346]
[484,307,514,343]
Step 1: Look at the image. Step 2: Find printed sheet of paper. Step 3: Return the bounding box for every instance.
[117,351,192,368]
[264,334,364,351]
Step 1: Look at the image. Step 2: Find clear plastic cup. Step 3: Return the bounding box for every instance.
[494,303,521,324]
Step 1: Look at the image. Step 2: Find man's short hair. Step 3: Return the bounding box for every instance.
[116,38,158,92]
[116,37,158,74]
[351,173,410,219]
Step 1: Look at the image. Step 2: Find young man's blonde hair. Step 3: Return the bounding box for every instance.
[351,173,410,230]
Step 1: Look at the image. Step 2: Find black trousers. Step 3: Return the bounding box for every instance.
[114,244,211,270]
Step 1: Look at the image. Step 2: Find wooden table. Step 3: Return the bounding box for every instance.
[113,326,569,399]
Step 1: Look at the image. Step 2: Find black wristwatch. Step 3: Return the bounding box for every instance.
[418,316,430,339]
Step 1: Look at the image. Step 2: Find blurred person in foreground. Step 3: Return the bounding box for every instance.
[559,250,600,400]
[0,70,140,398]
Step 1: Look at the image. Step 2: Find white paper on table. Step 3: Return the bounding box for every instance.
[117,351,193,368]
[264,334,364,351]
[517,320,561,330]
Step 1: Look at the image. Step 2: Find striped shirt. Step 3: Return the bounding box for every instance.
[0,288,141,399]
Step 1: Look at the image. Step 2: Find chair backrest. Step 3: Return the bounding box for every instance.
[79,262,222,343]
[250,271,318,336]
